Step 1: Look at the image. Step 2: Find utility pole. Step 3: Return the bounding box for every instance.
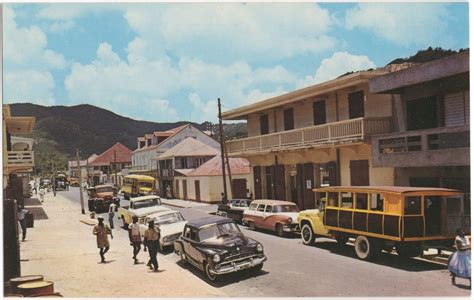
[51,161,56,197]
[218,98,228,203]
[76,149,85,214]
[224,145,233,199]
[114,150,118,187]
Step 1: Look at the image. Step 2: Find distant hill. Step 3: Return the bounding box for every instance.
[9,103,247,173]
[388,47,468,65]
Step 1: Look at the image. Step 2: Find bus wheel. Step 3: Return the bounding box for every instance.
[395,243,422,258]
[301,224,315,245]
[354,236,379,261]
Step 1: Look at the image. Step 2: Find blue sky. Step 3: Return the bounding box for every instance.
[4,2,469,123]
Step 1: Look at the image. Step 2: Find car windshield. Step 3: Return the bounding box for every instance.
[154,212,185,225]
[273,204,298,213]
[96,187,114,193]
[133,198,161,209]
[139,182,153,188]
[198,222,241,241]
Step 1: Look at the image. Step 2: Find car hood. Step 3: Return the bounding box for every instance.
[131,206,167,217]
[201,234,258,250]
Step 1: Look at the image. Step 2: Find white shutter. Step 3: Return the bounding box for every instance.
[445,91,466,126]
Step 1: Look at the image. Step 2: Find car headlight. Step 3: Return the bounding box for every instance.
[213,254,221,263]
[256,244,263,252]
[288,217,293,224]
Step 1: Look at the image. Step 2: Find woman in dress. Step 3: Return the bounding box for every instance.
[448,228,471,286]
[93,217,113,263]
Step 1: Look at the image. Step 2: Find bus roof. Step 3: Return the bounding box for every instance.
[313,186,463,195]
[124,174,155,180]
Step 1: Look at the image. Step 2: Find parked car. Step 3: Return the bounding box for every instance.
[118,195,166,227]
[174,215,267,282]
[217,199,252,224]
[139,210,187,251]
[68,177,80,187]
[298,186,470,261]
[242,199,300,237]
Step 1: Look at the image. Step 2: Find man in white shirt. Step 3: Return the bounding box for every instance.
[128,216,141,264]
[108,203,116,229]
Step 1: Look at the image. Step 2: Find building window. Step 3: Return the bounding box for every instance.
[348,90,365,119]
[313,100,327,125]
[283,108,294,131]
[260,114,269,135]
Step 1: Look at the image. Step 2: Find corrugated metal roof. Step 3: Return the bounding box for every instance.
[90,143,132,166]
[187,156,250,177]
[157,137,219,160]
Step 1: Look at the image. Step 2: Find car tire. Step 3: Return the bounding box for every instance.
[275,224,284,237]
[204,262,218,282]
[354,236,380,261]
[301,224,315,245]
[248,221,255,231]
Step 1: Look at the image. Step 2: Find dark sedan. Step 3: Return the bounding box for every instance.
[174,215,266,282]
[216,199,252,224]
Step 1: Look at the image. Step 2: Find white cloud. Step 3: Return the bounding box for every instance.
[48,20,75,34]
[3,6,66,105]
[345,3,452,47]
[124,3,336,62]
[298,52,376,88]
[5,70,56,105]
[37,4,124,21]
[65,40,298,122]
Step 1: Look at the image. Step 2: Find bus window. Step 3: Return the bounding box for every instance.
[356,193,368,210]
[327,192,338,207]
[370,193,384,212]
[446,196,462,215]
[404,196,421,215]
[340,192,353,208]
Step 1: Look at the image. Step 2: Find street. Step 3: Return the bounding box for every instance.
[57,187,470,297]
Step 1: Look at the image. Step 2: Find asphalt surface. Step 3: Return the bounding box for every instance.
[58,187,471,297]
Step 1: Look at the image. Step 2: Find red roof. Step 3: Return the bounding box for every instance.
[90,142,132,166]
[187,156,250,177]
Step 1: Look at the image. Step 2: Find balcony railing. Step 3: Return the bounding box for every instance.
[7,151,34,168]
[372,125,470,167]
[226,117,392,155]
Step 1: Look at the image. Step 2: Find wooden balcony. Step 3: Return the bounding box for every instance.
[372,124,470,167]
[5,151,34,172]
[226,117,392,156]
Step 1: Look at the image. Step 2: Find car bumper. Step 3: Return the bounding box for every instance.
[211,256,267,275]
[283,224,300,233]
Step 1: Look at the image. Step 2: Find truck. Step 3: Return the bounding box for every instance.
[118,195,167,227]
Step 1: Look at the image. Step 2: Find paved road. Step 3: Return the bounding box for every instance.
[59,188,471,297]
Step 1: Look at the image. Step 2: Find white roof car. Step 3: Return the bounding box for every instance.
[139,210,188,251]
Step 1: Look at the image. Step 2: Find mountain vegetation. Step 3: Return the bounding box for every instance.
[9,103,247,174]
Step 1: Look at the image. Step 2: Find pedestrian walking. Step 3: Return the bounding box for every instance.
[92,217,113,263]
[144,220,160,271]
[448,228,471,287]
[246,189,253,200]
[17,205,28,242]
[108,202,116,229]
[129,216,142,264]
[39,186,45,202]
[221,192,227,204]
[166,185,172,200]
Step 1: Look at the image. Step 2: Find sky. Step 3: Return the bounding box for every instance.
[3,2,469,123]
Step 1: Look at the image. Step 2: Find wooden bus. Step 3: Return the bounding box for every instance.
[122,175,157,200]
[297,186,470,260]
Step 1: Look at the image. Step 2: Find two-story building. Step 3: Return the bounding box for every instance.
[156,137,219,197]
[130,124,220,178]
[222,66,414,210]
[3,104,36,281]
[369,51,470,212]
[89,142,132,186]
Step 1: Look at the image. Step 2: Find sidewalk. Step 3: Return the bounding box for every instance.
[161,198,218,214]
[20,192,226,297]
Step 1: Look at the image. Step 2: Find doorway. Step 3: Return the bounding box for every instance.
[349,90,365,119]
[182,180,188,200]
[232,179,247,199]
[350,160,369,186]
[253,166,262,199]
[194,180,201,202]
